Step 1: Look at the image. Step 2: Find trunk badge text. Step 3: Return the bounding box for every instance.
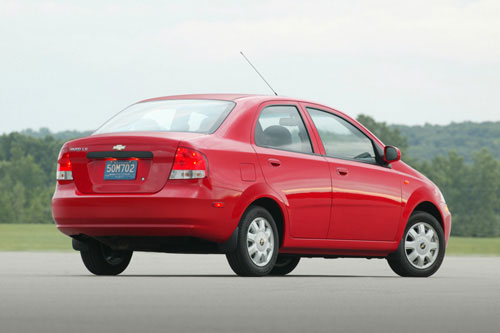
[113,145,126,151]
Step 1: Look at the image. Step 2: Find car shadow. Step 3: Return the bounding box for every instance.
[67,274,399,278]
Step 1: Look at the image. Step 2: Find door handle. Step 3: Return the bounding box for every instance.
[268,158,281,167]
[336,167,348,176]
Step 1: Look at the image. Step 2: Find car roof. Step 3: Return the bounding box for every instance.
[138,93,321,105]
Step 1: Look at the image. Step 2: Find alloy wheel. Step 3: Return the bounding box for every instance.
[404,222,440,269]
[247,217,274,267]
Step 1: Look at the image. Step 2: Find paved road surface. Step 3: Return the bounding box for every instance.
[1,252,499,333]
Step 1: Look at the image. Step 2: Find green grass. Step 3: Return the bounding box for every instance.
[446,237,500,256]
[0,224,71,251]
[0,224,499,254]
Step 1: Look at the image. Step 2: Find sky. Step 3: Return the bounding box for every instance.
[1,0,499,133]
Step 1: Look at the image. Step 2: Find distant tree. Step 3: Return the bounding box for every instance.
[356,114,409,160]
[393,121,500,163]
[463,149,500,236]
[0,132,68,223]
[20,128,92,140]
[413,149,500,237]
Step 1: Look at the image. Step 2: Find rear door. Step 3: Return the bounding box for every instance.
[252,103,331,239]
[304,106,402,241]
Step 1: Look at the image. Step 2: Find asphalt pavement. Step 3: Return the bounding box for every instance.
[1,251,499,333]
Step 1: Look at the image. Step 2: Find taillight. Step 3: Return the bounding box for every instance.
[169,147,208,179]
[56,152,73,183]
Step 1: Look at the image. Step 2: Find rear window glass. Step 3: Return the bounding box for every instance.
[93,99,235,135]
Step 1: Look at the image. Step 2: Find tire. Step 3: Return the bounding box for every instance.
[226,205,279,277]
[387,211,445,277]
[80,240,133,276]
[269,255,300,276]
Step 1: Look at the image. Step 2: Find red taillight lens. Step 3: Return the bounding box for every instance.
[58,153,72,171]
[56,152,73,182]
[169,147,208,179]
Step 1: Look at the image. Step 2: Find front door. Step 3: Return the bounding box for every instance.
[305,107,402,241]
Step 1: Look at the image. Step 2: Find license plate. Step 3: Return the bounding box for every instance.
[104,160,138,180]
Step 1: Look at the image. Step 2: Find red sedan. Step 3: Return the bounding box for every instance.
[52,94,451,277]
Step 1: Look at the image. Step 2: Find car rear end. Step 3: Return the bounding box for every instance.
[52,99,242,245]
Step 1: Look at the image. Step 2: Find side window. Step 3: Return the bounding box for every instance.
[306,108,376,163]
[255,105,313,154]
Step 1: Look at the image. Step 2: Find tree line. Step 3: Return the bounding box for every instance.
[1,122,499,237]
[358,115,500,237]
[393,121,500,163]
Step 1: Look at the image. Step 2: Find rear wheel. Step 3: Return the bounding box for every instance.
[269,255,300,276]
[80,240,133,276]
[387,211,445,277]
[226,206,279,276]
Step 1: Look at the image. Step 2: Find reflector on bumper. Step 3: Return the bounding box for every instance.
[169,170,206,179]
[56,170,73,181]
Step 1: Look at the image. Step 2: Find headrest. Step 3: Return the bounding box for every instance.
[263,125,292,147]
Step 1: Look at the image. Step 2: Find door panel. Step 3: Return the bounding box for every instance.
[253,104,331,239]
[304,106,402,241]
[255,147,331,238]
[327,159,402,240]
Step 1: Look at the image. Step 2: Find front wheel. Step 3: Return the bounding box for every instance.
[226,206,279,276]
[80,240,133,276]
[387,211,445,277]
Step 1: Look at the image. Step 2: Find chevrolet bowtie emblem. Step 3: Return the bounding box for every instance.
[112,144,126,151]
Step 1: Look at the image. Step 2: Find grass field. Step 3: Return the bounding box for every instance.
[0,224,499,254]
[0,224,71,251]
[446,236,500,255]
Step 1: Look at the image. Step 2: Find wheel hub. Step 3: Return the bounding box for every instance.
[256,232,268,251]
[415,237,430,255]
[247,217,274,267]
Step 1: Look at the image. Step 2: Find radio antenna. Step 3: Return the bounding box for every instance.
[240,51,278,96]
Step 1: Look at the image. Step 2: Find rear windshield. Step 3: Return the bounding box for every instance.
[93,99,236,135]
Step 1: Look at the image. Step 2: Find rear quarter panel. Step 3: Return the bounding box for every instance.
[181,100,291,238]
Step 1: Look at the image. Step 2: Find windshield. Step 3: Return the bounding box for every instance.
[93,99,235,135]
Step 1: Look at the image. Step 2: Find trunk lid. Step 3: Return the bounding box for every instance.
[66,132,205,194]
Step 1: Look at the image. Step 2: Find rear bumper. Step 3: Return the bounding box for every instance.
[52,182,241,243]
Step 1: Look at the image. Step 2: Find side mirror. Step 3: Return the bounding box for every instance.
[384,146,401,163]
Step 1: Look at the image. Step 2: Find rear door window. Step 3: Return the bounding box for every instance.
[255,105,313,154]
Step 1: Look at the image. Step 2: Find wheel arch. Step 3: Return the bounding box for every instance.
[232,183,288,248]
[412,201,444,230]
[397,200,445,243]
[397,184,446,245]
[248,197,285,247]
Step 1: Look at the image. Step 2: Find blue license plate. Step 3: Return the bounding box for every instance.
[104,160,138,180]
